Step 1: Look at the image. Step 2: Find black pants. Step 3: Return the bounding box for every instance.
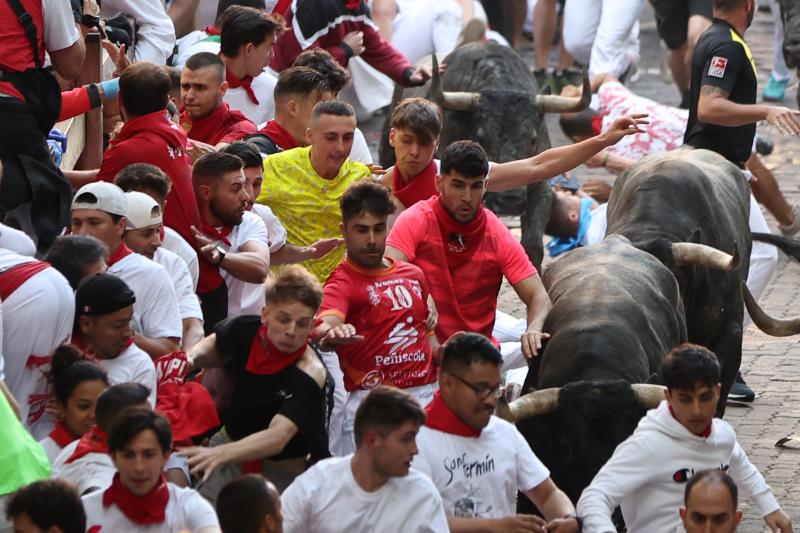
[0,96,72,253]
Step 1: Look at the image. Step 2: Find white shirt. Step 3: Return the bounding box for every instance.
[238,205,287,315]
[108,251,183,341]
[174,30,221,68]
[412,416,550,519]
[42,0,81,52]
[224,71,277,125]
[83,482,220,533]
[154,247,203,321]
[96,342,157,408]
[582,203,608,247]
[281,455,449,533]
[51,440,115,495]
[577,401,780,533]
[38,434,63,464]
[163,227,199,290]
[100,0,177,64]
[0,222,35,256]
[220,211,270,316]
[349,128,374,165]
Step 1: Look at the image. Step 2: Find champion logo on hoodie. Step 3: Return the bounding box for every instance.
[672,464,730,483]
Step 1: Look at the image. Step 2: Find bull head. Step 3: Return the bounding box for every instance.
[742,280,800,336]
[430,55,591,114]
[496,384,665,422]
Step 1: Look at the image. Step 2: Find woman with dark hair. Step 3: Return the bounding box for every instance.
[38,345,108,463]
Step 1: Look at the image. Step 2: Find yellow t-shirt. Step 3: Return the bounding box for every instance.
[257,146,371,282]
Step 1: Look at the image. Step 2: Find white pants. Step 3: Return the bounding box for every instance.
[746,194,779,325]
[340,382,438,456]
[493,310,529,373]
[319,348,348,457]
[563,0,644,78]
[1,268,73,440]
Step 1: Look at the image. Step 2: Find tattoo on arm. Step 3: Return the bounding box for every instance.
[700,85,730,98]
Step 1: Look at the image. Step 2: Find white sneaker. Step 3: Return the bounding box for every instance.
[779,202,800,236]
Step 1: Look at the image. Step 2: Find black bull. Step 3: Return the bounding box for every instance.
[512,234,687,505]
[379,42,589,269]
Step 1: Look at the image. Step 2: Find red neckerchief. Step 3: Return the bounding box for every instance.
[258,120,299,151]
[49,420,79,448]
[393,160,438,208]
[199,222,233,246]
[591,114,603,136]
[65,426,109,464]
[102,473,169,525]
[203,25,220,35]
[432,197,487,270]
[0,260,51,300]
[424,390,482,438]
[226,69,259,105]
[106,243,133,268]
[246,324,306,375]
[180,102,254,145]
[345,0,361,9]
[669,404,712,438]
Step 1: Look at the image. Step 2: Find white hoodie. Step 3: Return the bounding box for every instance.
[577,401,779,533]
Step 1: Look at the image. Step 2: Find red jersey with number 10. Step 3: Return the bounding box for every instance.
[318,257,436,392]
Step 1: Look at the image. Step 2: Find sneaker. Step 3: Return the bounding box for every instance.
[779,202,800,236]
[763,75,789,102]
[728,372,755,402]
[533,68,549,92]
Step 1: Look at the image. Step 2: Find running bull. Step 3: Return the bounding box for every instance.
[378,42,590,269]
[498,234,737,506]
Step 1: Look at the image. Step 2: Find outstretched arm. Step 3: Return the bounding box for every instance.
[512,274,552,359]
[486,115,648,192]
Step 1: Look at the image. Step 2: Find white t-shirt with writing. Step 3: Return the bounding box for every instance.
[162,227,199,290]
[96,343,157,408]
[220,211,270,316]
[412,416,550,519]
[108,252,182,341]
[83,482,220,532]
[281,455,449,533]
[154,247,203,321]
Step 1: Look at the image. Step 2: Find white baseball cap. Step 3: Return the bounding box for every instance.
[124,191,163,230]
[71,182,127,217]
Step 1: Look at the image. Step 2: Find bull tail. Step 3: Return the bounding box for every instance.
[752,232,800,263]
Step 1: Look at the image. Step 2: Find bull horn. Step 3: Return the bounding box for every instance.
[430,54,480,111]
[535,68,591,113]
[672,242,740,271]
[742,280,800,336]
[496,387,560,422]
[631,384,666,409]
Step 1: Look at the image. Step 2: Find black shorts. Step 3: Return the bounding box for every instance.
[650,0,713,49]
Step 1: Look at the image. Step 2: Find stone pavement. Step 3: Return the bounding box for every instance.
[359,3,800,528]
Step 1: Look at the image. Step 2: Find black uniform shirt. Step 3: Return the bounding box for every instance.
[684,18,757,166]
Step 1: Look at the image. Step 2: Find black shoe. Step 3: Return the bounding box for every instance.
[679,90,691,109]
[728,372,755,402]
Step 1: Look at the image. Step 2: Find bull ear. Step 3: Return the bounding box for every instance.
[632,238,677,270]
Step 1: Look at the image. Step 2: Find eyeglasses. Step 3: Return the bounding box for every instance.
[449,373,506,399]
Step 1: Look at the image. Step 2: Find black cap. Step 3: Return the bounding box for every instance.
[75,273,136,316]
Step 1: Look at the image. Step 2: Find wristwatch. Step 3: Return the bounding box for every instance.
[80,13,100,29]
[214,245,227,266]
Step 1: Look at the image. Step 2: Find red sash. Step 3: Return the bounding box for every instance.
[0,261,50,300]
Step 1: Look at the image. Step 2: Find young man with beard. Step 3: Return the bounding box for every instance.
[412,333,580,533]
[71,182,182,358]
[577,344,791,532]
[245,66,333,155]
[280,386,448,533]
[123,191,205,351]
[180,53,257,149]
[385,141,551,370]
[315,181,437,454]
[82,408,221,532]
[69,274,157,408]
[51,383,151,496]
[96,62,200,252]
[191,152,270,327]
[256,100,372,283]
[219,6,282,125]
[680,470,743,533]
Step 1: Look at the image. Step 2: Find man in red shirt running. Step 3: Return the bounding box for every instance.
[315,180,438,454]
[386,141,552,371]
[179,52,256,149]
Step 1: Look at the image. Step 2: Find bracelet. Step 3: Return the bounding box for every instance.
[601,153,610,168]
